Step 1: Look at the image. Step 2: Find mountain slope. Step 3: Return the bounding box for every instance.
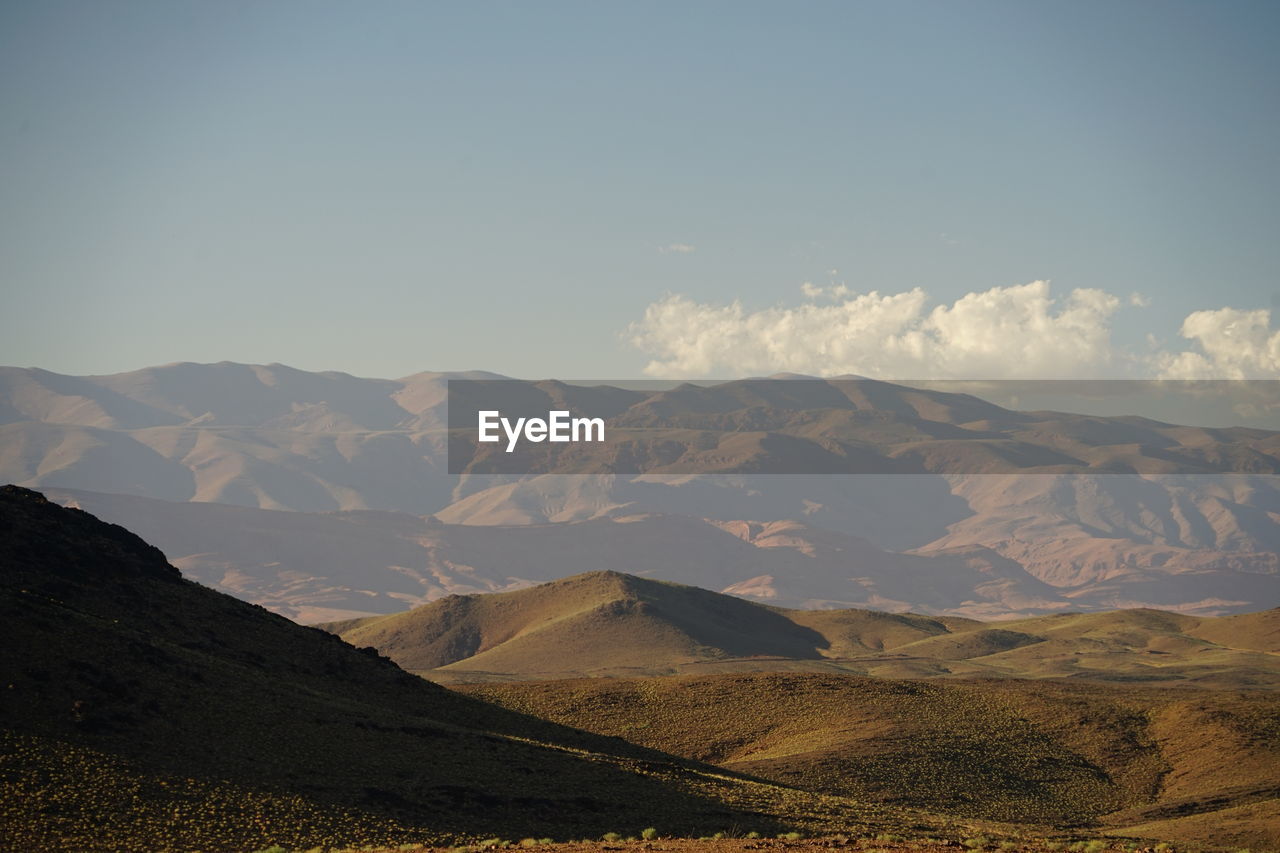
[0,487,908,851]
[326,572,828,676]
[462,673,1280,849]
[323,572,1280,687]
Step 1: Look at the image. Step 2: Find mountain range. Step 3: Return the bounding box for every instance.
[40,482,1280,622]
[4,361,1280,618]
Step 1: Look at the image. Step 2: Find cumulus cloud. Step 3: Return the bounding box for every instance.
[1156,308,1280,379]
[658,243,696,255]
[627,281,1129,378]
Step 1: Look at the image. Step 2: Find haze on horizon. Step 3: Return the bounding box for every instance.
[3,1,1279,379]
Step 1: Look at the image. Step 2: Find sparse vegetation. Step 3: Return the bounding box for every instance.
[327,571,1280,690]
[0,488,901,851]
[3,487,1274,853]
[462,668,1280,846]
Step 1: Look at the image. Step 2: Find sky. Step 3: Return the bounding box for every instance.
[3,0,1279,379]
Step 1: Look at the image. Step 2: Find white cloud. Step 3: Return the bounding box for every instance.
[1155,308,1280,379]
[800,281,851,301]
[627,280,1280,379]
[658,243,696,255]
[627,281,1128,378]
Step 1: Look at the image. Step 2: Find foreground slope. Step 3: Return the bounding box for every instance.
[0,487,920,851]
[464,673,1280,849]
[324,572,1280,688]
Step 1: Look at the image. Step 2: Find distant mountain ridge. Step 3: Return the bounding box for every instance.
[451,377,1280,475]
[8,364,1280,504]
[0,361,502,431]
[5,362,1280,618]
[44,486,1280,621]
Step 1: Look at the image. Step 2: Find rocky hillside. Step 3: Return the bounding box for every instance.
[0,487,904,850]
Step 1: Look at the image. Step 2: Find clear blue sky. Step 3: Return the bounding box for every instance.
[3,0,1278,378]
